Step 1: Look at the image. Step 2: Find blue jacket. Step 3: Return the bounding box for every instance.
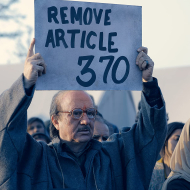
[0,75,167,190]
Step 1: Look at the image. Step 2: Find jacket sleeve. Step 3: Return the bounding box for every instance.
[134,78,167,154]
[0,74,38,186]
[105,78,167,190]
[121,79,167,189]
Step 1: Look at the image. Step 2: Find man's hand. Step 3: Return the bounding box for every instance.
[136,47,154,82]
[23,38,46,89]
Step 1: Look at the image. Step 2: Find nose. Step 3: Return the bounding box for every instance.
[32,127,38,134]
[80,112,90,125]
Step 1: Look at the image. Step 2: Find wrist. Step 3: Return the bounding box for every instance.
[23,77,31,89]
[22,74,35,96]
[142,76,153,83]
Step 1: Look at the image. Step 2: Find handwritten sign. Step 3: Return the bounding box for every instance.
[35,0,142,90]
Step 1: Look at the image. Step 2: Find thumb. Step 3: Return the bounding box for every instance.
[137,46,148,54]
[27,38,35,58]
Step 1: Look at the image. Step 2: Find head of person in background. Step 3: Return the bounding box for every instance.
[93,115,110,142]
[161,119,190,190]
[160,122,184,177]
[32,132,51,144]
[149,122,184,190]
[27,117,46,136]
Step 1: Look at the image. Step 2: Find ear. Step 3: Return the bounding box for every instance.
[51,115,60,130]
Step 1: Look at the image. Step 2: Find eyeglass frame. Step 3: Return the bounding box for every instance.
[56,108,97,119]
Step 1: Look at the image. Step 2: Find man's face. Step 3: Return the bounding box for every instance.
[27,121,45,135]
[54,91,95,143]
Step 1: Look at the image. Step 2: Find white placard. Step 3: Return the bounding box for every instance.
[35,0,142,90]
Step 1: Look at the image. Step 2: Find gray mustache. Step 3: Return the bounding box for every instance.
[78,125,90,132]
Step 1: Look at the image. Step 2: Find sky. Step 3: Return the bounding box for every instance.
[1,0,190,69]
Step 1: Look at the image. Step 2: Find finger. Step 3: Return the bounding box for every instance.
[138,57,145,70]
[35,58,45,65]
[38,70,42,76]
[31,53,42,60]
[136,51,145,65]
[43,63,47,74]
[27,38,35,58]
[36,59,46,74]
[36,65,45,75]
[142,60,148,70]
[30,58,43,66]
[137,46,148,54]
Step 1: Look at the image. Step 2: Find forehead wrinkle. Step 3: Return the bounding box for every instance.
[58,91,94,111]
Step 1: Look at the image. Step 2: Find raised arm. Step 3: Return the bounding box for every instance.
[0,39,46,187]
[135,46,166,146]
[105,47,167,189]
[124,47,166,189]
[23,38,46,91]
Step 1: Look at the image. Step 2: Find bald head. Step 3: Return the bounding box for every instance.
[57,91,94,111]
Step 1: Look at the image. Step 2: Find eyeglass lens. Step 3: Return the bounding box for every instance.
[72,108,96,119]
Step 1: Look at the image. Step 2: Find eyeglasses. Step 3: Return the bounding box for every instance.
[57,108,97,119]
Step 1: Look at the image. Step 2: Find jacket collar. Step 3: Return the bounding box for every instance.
[50,137,102,155]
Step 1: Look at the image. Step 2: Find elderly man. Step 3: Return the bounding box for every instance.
[0,39,167,190]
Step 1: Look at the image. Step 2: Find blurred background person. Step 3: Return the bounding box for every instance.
[27,117,46,135]
[27,117,51,143]
[149,122,184,190]
[162,119,190,190]
[93,115,110,142]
